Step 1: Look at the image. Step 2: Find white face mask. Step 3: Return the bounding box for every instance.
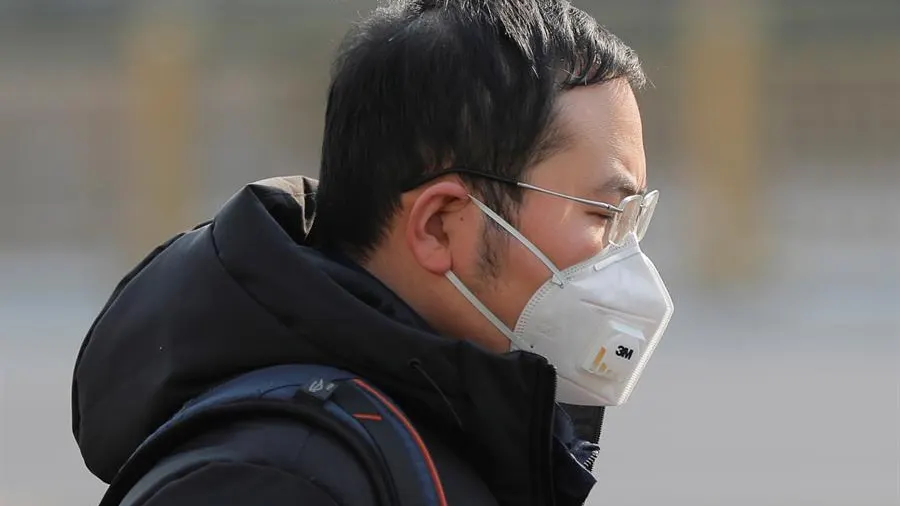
[447,194,674,406]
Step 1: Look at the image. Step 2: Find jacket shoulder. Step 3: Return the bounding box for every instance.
[121,417,377,506]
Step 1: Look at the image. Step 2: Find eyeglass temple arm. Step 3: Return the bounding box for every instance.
[403,167,624,214]
[401,168,518,192]
[515,182,624,213]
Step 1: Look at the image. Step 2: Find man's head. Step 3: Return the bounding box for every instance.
[314,0,649,353]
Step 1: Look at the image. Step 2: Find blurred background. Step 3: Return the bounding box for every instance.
[0,1,898,505]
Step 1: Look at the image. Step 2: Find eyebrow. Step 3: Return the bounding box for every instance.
[593,172,645,200]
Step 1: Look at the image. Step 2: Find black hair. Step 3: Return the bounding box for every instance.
[312,0,646,261]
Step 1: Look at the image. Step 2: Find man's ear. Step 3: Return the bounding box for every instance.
[404,181,472,275]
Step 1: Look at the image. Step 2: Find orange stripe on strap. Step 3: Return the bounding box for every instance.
[352,379,448,506]
[353,413,383,421]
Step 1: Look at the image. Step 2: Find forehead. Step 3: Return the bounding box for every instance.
[543,80,647,191]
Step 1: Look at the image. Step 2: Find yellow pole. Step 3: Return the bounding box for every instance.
[123,7,198,263]
[677,0,767,286]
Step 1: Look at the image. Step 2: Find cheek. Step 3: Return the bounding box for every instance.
[507,209,564,283]
[521,207,603,272]
[483,240,549,328]
[504,238,551,288]
[469,220,555,329]
[476,206,604,328]
[488,209,577,318]
[553,222,606,269]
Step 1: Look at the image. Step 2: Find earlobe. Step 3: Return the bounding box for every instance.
[404,182,471,276]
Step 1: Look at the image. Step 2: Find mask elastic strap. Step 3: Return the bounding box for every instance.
[467,195,564,286]
[445,271,535,351]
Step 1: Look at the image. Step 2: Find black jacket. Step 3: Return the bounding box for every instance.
[72,176,602,506]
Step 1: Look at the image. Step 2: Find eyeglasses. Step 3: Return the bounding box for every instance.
[402,167,659,246]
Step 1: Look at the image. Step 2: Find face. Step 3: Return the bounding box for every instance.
[371,78,648,353]
[459,79,648,351]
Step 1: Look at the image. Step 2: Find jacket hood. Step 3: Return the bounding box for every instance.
[72,176,597,505]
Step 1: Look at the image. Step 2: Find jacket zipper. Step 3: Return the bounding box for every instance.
[583,406,605,472]
[532,361,558,506]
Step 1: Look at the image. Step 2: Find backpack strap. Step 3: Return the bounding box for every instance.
[330,378,447,506]
[99,365,446,506]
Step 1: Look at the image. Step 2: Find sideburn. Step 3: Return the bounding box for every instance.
[476,217,507,281]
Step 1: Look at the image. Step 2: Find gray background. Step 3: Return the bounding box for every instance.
[1,1,898,505]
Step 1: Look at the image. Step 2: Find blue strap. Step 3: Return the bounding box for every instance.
[176,365,353,418]
[330,380,442,506]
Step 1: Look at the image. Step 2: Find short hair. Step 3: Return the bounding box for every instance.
[312,0,646,260]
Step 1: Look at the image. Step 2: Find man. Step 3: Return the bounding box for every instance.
[72,1,673,505]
